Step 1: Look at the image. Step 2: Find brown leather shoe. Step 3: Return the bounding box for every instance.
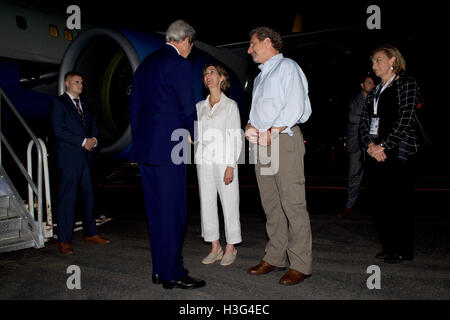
[279,268,311,285]
[59,242,73,255]
[248,260,286,275]
[85,235,110,244]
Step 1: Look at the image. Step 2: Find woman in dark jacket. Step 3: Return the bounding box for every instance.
[360,45,421,264]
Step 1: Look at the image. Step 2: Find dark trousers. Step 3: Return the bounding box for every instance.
[139,164,187,282]
[56,161,97,243]
[345,149,364,209]
[366,156,416,257]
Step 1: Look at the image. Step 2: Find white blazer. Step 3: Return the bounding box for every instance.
[195,93,242,167]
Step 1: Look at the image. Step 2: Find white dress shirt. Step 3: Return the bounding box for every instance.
[249,53,312,136]
[195,93,242,168]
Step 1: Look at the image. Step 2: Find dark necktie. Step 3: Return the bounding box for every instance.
[73,98,85,124]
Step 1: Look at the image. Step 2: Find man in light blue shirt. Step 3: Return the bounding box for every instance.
[245,27,313,286]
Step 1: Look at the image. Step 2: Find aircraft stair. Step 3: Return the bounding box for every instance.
[0,86,52,253]
[0,174,42,252]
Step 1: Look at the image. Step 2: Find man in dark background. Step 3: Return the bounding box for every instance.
[339,74,375,217]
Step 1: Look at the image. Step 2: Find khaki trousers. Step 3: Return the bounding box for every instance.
[254,126,312,275]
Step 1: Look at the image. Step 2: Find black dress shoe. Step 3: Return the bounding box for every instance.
[384,254,414,264]
[152,269,189,284]
[338,207,355,218]
[162,276,206,289]
[152,274,162,284]
[375,251,389,260]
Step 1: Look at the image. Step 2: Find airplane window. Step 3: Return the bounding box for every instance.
[49,25,59,38]
[64,28,73,41]
[16,16,27,30]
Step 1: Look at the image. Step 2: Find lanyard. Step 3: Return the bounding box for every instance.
[373,74,396,115]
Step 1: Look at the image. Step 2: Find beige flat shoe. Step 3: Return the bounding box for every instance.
[201,247,223,264]
[220,248,237,266]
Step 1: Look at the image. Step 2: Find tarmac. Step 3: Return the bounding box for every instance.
[0,164,449,304]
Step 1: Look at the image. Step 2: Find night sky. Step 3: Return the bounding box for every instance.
[15,0,444,46]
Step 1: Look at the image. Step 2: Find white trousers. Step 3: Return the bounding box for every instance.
[196,163,241,245]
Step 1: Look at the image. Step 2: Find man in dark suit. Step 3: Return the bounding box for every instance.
[339,74,375,218]
[50,72,110,255]
[129,20,205,289]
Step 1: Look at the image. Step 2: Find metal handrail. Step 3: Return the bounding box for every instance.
[27,139,53,240]
[0,85,45,248]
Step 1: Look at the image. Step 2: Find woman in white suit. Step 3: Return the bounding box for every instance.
[195,64,242,266]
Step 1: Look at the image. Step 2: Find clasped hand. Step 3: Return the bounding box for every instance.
[245,125,285,146]
[367,143,386,162]
[83,138,97,151]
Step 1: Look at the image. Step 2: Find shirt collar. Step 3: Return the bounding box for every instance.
[205,92,225,108]
[166,43,180,55]
[258,53,283,71]
[66,91,79,101]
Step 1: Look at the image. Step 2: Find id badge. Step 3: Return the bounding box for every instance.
[369,116,380,136]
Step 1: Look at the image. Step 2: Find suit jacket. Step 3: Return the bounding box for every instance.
[346,92,366,153]
[129,44,196,165]
[50,92,98,167]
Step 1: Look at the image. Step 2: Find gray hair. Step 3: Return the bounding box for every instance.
[165,20,196,44]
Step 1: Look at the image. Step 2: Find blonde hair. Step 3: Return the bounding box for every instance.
[371,45,407,75]
[203,63,230,92]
